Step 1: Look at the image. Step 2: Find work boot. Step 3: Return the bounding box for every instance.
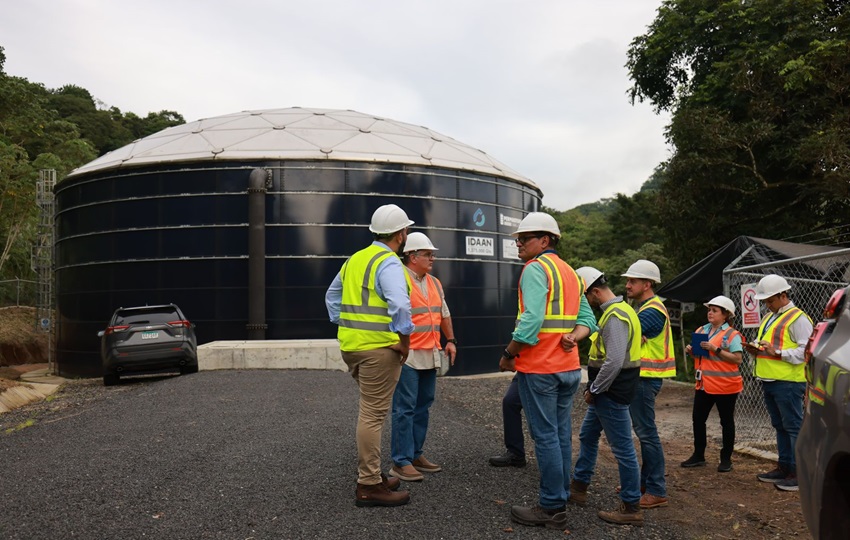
[355,482,410,507]
[510,505,568,529]
[412,455,442,473]
[381,473,401,491]
[640,493,668,509]
[568,479,589,507]
[598,501,644,526]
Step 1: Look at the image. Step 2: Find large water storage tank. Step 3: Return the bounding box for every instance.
[55,107,542,377]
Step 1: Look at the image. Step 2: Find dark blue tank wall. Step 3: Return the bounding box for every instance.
[54,161,541,377]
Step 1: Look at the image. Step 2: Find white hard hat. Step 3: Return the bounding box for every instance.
[704,295,736,315]
[512,212,561,238]
[369,204,414,234]
[576,266,604,293]
[622,259,661,284]
[403,232,439,253]
[754,274,791,300]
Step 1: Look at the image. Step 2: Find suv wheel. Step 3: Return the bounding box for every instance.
[103,374,119,386]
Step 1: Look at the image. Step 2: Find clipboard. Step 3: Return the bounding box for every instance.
[691,332,710,357]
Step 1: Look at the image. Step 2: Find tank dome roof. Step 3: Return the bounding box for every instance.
[67,107,536,188]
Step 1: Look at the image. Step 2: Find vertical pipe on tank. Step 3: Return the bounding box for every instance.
[247,168,268,339]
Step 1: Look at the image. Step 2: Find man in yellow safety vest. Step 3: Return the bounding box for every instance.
[622,259,675,510]
[743,274,812,492]
[325,204,415,508]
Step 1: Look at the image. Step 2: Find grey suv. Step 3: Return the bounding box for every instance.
[99,304,198,386]
[797,285,850,539]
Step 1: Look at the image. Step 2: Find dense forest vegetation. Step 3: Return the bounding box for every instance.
[1,0,848,313]
[0,46,184,283]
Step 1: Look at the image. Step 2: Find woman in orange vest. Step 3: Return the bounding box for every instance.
[681,295,744,473]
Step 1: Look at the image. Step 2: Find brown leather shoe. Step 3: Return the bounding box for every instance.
[412,456,442,473]
[382,473,401,491]
[510,505,568,529]
[639,493,668,509]
[598,501,644,526]
[568,479,588,507]
[389,464,424,482]
[355,482,410,507]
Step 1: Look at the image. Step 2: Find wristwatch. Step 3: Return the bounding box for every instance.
[502,348,517,360]
[447,338,458,345]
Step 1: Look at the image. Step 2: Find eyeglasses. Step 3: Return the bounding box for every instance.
[414,251,437,260]
[515,234,543,246]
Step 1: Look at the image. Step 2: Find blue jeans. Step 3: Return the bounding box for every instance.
[573,394,641,504]
[503,376,525,457]
[762,380,805,473]
[391,364,437,466]
[517,369,581,510]
[629,378,666,497]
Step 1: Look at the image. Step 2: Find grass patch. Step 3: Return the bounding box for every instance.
[5,418,36,434]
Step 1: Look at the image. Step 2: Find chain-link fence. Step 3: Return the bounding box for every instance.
[723,246,850,455]
[0,279,38,308]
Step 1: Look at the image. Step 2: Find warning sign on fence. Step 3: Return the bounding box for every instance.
[740,284,761,328]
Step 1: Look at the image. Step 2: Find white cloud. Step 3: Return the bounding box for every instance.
[2,0,670,211]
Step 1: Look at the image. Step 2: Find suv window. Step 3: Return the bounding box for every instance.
[115,308,180,326]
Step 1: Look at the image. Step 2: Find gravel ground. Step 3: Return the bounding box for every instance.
[0,370,775,539]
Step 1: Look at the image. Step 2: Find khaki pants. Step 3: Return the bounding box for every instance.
[342,347,402,485]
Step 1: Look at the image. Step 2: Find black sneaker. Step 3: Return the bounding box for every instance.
[757,467,787,483]
[680,455,707,468]
[775,474,798,491]
[489,452,526,468]
[717,460,733,473]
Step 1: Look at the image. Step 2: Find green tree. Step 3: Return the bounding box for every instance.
[627,0,850,265]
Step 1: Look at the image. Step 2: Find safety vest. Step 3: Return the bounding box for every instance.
[515,252,582,374]
[409,273,444,350]
[755,306,811,382]
[337,244,408,352]
[638,296,676,378]
[588,301,642,370]
[693,325,743,394]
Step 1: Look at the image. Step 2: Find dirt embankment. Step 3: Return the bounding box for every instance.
[0,306,48,366]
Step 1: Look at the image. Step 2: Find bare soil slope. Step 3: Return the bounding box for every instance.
[0,307,48,366]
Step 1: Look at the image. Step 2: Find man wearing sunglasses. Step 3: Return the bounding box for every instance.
[501,212,596,530]
[388,232,458,483]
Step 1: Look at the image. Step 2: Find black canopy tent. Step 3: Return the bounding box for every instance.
[657,235,844,304]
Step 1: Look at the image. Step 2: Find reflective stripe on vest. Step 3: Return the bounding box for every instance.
[337,245,401,352]
[409,274,443,350]
[754,307,810,382]
[638,296,676,378]
[515,253,582,374]
[588,302,642,370]
[693,326,743,394]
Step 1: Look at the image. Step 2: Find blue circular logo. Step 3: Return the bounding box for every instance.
[473,208,485,227]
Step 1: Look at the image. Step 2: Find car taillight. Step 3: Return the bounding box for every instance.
[805,321,829,368]
[823,288,846,319]
[105,325,130,335]
[167,320,191,328]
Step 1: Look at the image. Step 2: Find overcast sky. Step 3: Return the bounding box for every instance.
[3,0,670,211]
